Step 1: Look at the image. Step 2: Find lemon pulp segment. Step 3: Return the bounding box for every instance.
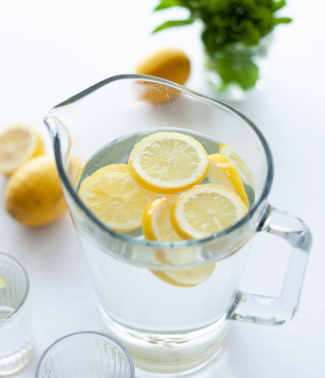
[171,185,248,239]
[0,124,44,175]
[129,132,209,194]
[208,154,249,207]
[219,143,255,190]
[78,172,156,232]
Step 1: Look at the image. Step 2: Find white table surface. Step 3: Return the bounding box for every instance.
[1,1,324,377]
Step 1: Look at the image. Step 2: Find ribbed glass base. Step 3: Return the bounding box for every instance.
[100,307,228,377]
[0,339,33,376]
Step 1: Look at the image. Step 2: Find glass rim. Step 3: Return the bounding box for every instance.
[0,251,30,324]
[35,330,135,378]
[45,74,274,249]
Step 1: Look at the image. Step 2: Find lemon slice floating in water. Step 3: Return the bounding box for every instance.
[92,164,130,176]
[0,277,6,288]
[171,185,248,239]
[219,143,255,190]
[129,132,209,194]
[208,154,249,207]
[78,172,156,232]
[152,264,216,288]
[142,194,193,266]
[143,195,193,269]
[142,195,181,242]
[143,195,215,287]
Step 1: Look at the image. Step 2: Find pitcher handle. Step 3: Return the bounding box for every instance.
[228,204,312,325]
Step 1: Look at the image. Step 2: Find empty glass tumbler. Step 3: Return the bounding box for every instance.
[35,331,135,378]
[0,252,33,375]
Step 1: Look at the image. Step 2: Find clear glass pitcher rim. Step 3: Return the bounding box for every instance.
[44,74,273,248]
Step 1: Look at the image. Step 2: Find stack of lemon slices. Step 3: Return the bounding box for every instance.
[78,132,254,287]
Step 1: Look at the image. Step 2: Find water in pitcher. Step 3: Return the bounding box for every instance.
[76,127,255,333]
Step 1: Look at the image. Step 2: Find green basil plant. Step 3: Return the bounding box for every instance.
[153,0,292,92]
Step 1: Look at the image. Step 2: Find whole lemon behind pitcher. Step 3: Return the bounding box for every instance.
[5,155,67,226]
[135,47,190,103]
[135,47,190,85]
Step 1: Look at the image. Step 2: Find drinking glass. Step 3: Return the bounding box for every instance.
[0,252,33,375]
[44,75,312,376]
[35,331,135,378]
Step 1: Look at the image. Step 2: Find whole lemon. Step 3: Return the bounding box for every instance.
[136,47,190,85]
[5,156,67,226]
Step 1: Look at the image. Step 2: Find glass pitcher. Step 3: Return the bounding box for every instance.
[44,75,312,376]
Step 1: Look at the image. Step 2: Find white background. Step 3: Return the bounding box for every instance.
[0,0,325,377]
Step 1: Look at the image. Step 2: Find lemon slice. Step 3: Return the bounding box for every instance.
[76,164,130,190]
[93,164,130,176]
[151,263,215,287]
[142,191,216,287]
[0,124,44,175]
[208,154,249,207]
[67,156,82,189]
[219,143,255,190]
[171,185,248,239]
[78,172,156,232]
[0,277,6,288]
[143,195,199,269]
[142,195,181,242]
[129,132,209,194]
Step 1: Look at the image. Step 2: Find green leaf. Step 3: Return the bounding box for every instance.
[230,21,261,45]
[153,0,292,53]
[154,0,187,11]
[218,56,259,90]
[272,0,286,12]
[153,17,195,33]
[273,17,292,24]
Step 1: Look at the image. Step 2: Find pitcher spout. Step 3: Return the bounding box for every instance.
[44,107,80,189]
[43,109,58,143]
